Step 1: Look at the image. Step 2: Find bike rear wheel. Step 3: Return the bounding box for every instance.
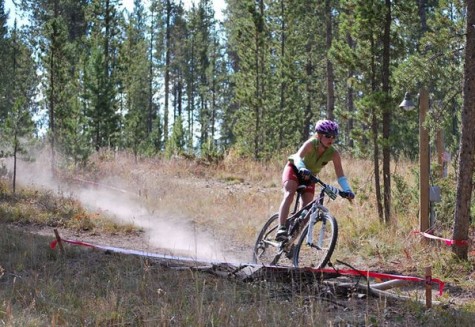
[292,212,338,269]
[252,213,281,265]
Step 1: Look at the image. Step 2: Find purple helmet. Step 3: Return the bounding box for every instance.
[315,119,339,136]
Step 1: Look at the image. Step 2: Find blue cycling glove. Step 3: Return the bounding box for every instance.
[338,176,355,199]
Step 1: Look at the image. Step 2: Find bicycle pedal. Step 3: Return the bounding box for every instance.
[285,244,295,259]
[277,239,288,252]
[275,233,289,242]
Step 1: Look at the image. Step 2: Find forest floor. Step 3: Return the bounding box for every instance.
[5,153,475,325]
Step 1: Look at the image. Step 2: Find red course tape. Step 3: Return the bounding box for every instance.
[313,267,444,296]
[413,231,470,246]
[50,237,445,296]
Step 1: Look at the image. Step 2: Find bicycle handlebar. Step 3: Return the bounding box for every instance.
[337,190,354,200]
[308,174,353,200]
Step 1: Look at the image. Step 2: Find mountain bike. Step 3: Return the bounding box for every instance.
[252,174,352,268]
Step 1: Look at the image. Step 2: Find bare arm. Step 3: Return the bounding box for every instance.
[332,150,344,178]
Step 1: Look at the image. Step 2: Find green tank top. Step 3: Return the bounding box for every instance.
[290,138,335,175]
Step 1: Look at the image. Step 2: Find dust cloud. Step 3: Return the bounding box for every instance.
[4,152,235,263]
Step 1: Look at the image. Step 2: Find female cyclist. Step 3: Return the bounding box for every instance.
[276,119,355,241]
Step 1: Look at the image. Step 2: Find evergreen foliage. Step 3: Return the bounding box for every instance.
[0,20,37,191]
[0,0,11,124]
[84,0,122,151]
[0,1,472,235]
[0,0,466,161]
[165,114,185,158]
[119,1,151,158]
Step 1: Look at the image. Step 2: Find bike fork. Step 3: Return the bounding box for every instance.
[306,210,326,249]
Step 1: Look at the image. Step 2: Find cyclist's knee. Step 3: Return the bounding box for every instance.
[283,179,298,191]
[282,189,296,202]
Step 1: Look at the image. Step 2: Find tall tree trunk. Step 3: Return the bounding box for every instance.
[417,0,428,35]
[303,0,314,143]
[304,41,312,142]
[189,38,195,149]
[382,0,392,223]
[210,44,216,140]
[278,0,286,148]
[254,29,260,159]
[12,26,17,193]
[13,140,17,193]
[176,80,183,117]
[164,0,171,144]
[346,33,355,148]
[452,0,475,259]
[253,0,264,159]
[258,0,265,152]
[325,0,335,120]
[148,7,155,134]
[370,34,384,222]
[49,0,59,174]
[372,109,384,221]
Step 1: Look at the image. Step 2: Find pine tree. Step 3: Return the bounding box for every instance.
[0,0,10,123]
[119,0,151,159]
[187,0,220,155]
[329,0,397,222]
[163,0,172,144]
[224,0,272,159]
[169,2,188,150]
[165,115,185,158]
[149,0,166,152]
[1,22,37,192]
[84,0,122,150]
[18,0,90,169]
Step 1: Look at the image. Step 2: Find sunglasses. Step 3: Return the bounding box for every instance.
[323,133,337,139]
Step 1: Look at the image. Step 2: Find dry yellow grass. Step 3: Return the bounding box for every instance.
[1,149,474,326]
[64,150,467,278]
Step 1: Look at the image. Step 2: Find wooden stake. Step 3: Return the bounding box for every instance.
[53,229,64,255]
[419,88,430,235]
[425,266,432,309]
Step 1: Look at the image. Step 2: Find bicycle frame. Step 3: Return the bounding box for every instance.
[286,185,328,246]
[253,173,349,267]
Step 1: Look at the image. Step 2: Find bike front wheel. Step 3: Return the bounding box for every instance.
[252,213,281,265]
[292,212,338,269]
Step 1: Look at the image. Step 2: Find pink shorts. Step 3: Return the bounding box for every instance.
[281,163,315,195]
